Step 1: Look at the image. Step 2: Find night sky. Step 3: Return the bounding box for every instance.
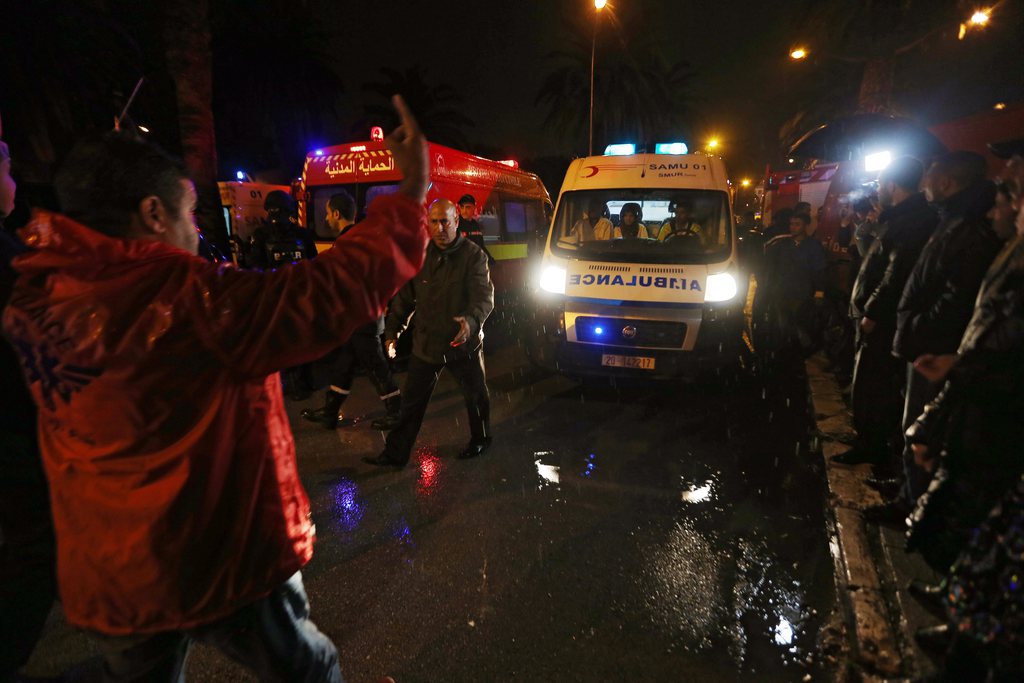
[3,0,1022,189]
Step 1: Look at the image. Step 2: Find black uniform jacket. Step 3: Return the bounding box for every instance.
[850,192,937,331]
[893,182,1001,362]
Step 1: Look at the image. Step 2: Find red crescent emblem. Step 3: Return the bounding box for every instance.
[583,166,599,178]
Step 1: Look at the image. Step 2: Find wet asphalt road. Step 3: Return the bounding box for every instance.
[25,314,837,683]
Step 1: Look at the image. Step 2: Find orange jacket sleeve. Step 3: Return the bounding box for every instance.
[186,193,427,379]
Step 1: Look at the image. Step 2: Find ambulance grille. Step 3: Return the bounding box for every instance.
[587,264,631,272]
[575,316,686,348]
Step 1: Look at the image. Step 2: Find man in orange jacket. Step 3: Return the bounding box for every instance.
[1,96,428,682]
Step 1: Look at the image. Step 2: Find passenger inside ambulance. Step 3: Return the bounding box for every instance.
[613,202,650,239]
[656,199,703,242]
[569,198,614,243]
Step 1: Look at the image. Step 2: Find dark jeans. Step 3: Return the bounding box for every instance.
[0,429,56,680]
[324,330,398,399]
[850,326,903,462]
[383,351,490,463]
[88,572,342,683]
[902,362,942,502]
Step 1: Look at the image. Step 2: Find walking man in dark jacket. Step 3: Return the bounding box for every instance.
[302,191,402,430]
[874,151,1002,521]
[364,198,495,467]
[834,156,937,469]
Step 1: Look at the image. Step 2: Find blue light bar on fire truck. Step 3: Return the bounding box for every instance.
[654,142,689,155]
[603,143,636,156]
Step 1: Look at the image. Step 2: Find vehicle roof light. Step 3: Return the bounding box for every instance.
[235,170,245,180]
[313,149,324,156]
[655,142,688,155]
[370,126,384,142]
[349,145,366,152]
[603,143,636,156]
[497,159,519,168]
[865,150,892,173]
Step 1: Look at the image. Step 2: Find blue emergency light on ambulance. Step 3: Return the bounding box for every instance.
[603,143,636,156]
[654,142,689,155]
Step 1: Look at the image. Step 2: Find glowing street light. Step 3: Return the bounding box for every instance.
[994,102,1007,110]
[969,9,991,26]
[707,138,720,152]
[741,178,751,187]
[589,0,609,155]
[789,47,808,60]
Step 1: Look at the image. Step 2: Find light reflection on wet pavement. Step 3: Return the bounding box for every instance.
[248,333,833,681]
[22,313,835,682]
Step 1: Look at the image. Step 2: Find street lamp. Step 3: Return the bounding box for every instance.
[969,9,991,26]
[741,178,751,187]
[589,0,608,156]
[789,47,808,60]
[707,138,720,152]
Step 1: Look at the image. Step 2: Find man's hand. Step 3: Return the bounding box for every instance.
[450,316,471,347]
[911,443,936,473]
[914,353,957,383]
[385,339,397,359]
[385,95,428,202]
[860,317,876,335]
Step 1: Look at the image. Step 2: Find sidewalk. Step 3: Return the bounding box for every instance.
[806,353,946,682]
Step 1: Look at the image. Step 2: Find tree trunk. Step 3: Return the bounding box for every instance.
[162,0,227,247]
[856,57,894,114]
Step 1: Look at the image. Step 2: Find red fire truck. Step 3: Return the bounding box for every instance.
[297,132,552,294]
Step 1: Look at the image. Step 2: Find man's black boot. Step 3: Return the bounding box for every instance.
[458,437,492,460]
[301,390,345,429]
[371,394,402,430]
[362,450,406,468]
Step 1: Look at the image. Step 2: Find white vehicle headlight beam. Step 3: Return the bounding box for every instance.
[704,272,738,302]
[539,265,567,295]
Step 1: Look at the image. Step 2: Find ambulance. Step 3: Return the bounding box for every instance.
[526,143,747,378]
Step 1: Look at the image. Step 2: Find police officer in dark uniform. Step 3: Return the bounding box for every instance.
[457,194,494,265]
[247,190,319,399]
[247,190,317,269]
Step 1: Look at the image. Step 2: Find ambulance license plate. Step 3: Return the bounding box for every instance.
[601,354,656,370]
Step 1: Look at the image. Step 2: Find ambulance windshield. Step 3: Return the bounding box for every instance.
[550,189,731,264]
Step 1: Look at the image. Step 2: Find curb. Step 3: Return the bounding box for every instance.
[805,354,904,679]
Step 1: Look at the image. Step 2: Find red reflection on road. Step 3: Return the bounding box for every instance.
[415,446,444,499]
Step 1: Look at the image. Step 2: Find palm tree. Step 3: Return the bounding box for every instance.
[535,11,696,155]
[0,0,141,183]
[361,67,474,150]
[163,0,226,243]
[210,0,350,178]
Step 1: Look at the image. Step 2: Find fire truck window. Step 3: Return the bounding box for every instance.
[504,201,527,236]
[477,198,501,243]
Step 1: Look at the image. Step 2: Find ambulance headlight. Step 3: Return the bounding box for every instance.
[704,272,738,302]
[539,265,567,295]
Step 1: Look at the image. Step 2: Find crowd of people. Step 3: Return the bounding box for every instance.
[752,143,1024,680]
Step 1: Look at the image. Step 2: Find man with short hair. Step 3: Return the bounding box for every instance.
[456,193,494,264]
[303,190,403,430]
[2,97,429,682]
[364,198,494,467]
[657,199,703,241]
[869,151,1002,522]
[324,190,357,238]
[834,156,937,469]
[752,212,827,354]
